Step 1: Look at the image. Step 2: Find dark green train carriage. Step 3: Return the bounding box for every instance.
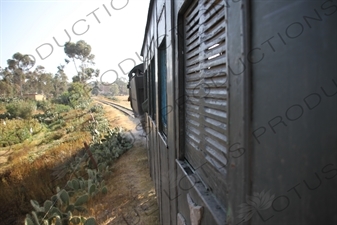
[128,0,337,224]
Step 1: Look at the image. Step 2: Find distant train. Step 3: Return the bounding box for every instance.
[127,63,145,117]
[128,0,337,224]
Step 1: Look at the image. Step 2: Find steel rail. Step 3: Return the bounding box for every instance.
[95,99,134,117]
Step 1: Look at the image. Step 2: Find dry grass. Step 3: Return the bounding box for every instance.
[0,101,159,225]
[0,138,89,224]
[0,109,92,224]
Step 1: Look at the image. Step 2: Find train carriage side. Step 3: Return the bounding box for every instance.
[138,0,337,225]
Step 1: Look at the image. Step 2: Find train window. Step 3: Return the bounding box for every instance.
[181,0,228,204]
[158,38,168,136]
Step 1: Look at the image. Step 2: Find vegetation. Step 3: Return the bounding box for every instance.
[5,100,36,119]
[24,114,133,225]
[97,77,129,97]
[0,39,142,225]
[0,118,42,147]
[0,96,133,224]
[0,56,67,98]
[64,40,99,83]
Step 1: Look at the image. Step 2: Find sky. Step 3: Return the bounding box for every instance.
[0,0,150,83]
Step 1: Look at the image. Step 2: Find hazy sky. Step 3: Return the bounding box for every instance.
[0,0,150,82]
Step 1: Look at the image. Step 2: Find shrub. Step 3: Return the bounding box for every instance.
[54,104,72,113]
[0,102,6,111]
[5,101,36,119]
[90,104,103,114]
[0,119,42,146]
[36,100,52,112]
[54,83,92,110]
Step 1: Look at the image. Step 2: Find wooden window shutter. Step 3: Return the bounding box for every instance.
[183,0,228,194]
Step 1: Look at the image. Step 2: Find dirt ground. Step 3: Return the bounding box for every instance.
[92,101,160,225]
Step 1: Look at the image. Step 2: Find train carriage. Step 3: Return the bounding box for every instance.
[128,63,145,117]
[129,0,337,224]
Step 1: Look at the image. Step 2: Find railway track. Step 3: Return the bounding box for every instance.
[95,99,135,117]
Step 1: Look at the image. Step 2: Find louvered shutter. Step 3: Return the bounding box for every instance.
[184,0,228,184]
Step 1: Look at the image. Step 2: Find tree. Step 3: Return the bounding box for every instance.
[52,66,68,98]
[0,67,14,96]
[24,65,44,94]
[23,65,54,96]
[64,40,99,83]
[110,83,119,96]
[38,72,54,95]
[1,52,71,99]
[0,80,13,96]
[6,53,35,96]
[114,77,128,95]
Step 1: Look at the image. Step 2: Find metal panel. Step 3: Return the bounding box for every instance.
[150,120,161,222]
[159,135,170,224]
[249,1,337,224]
[148,118,155,184]
[225,1,251,224]
[166,1,179,224]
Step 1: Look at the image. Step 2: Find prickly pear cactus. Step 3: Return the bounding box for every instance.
[24,217,34,225]
[43,200,53,213]
[74,194,89,206]
[30,200,44,213]
[26,119,132,225]
[84,218,97,225]
[58,189,69,206]
[66,204,75,213]
[89,184,96,196]
[74,206,87,212]
[72,178,80,190]
[101,186,108,195]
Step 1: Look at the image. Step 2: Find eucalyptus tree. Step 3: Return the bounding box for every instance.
[114,77,128,95]
[22,65,53,96]
[0,67,14,96]
[6,53,35,96]
[52,65,68,97]
[24,65,44,93]
[64,40,100,83]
